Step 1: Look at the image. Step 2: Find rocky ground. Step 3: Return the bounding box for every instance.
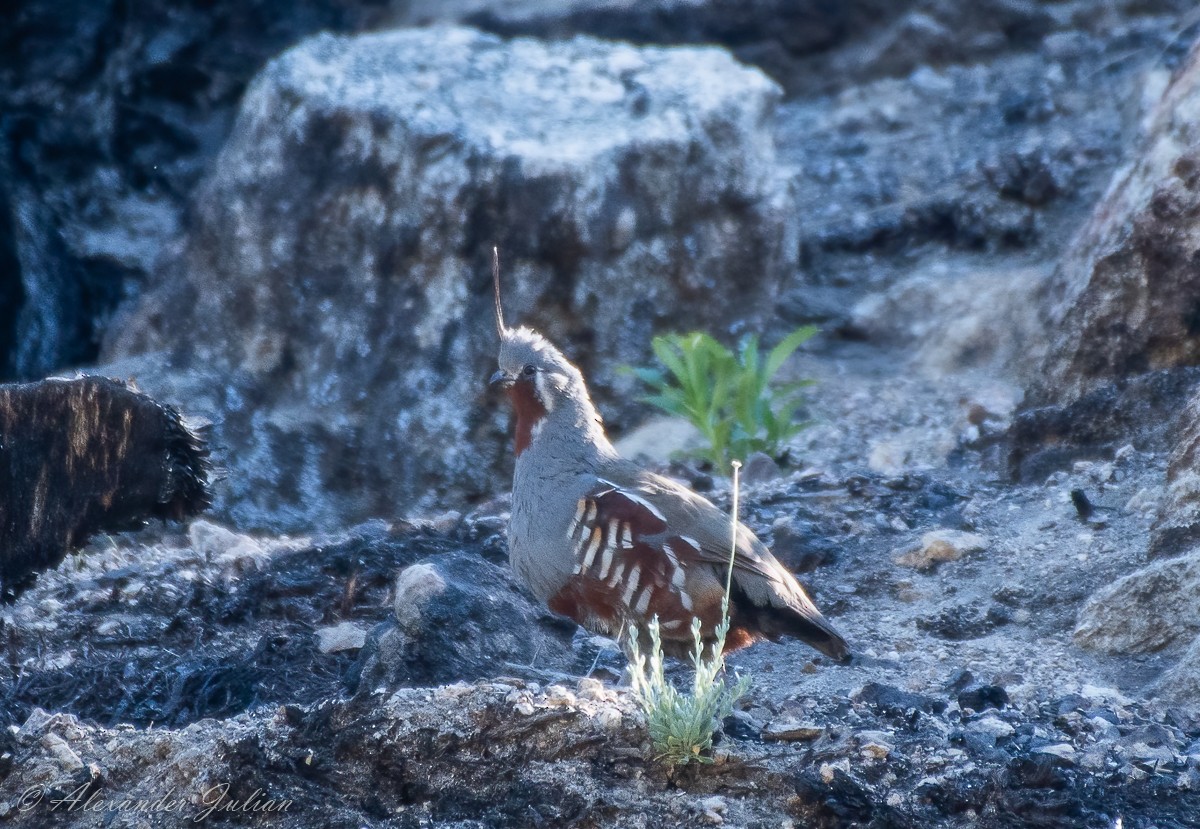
[4,339,1200,828]
[6,1,1200,827]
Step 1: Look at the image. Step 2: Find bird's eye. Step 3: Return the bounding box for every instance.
[522,364,537,377]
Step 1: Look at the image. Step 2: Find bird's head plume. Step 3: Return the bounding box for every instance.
[492,246,507,340]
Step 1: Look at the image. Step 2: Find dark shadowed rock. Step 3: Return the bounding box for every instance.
[1008,367,1200,481]
[959,684,1011,713]
[0,376,210,600]
[853,681,947,717]
[1029,39,1200,409]
[106,27,796,530]
[0,0,394,382]
[352,552,576,690]
[0,685,642,828]
[404,0,1194,96]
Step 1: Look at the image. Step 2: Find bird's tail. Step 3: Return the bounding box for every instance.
[730,579,851,662]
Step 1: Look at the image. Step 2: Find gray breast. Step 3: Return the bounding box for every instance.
[509,456,592,602]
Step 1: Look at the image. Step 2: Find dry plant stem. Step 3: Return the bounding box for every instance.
[724,460,741,618]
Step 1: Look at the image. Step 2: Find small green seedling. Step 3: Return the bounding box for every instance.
[625,327,817,472]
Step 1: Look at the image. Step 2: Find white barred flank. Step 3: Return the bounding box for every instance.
[580,526,602,571]
[671,565,686,589]
[662,542,679,568]
[595,479,667,521]
[621,564,642,606]
[597,540,616,579]
[562,485,709,633]
[606,518,620,546]
[618,490,666,521]
[634,584,654,615]
[566,499,587,539]
[606,562,626,588]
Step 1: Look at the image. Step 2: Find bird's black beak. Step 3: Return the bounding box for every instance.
[490,370,514,388]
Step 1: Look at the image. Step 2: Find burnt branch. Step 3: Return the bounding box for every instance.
[0,376,212,601]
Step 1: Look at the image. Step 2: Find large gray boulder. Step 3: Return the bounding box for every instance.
[105,27,795,530]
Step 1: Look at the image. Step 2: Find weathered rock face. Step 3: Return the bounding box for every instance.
[1008,367,1200,482]
[0,512,585,730]
[0,685,644,829]
[404,0,1197,96]
[1029,39,1200,409]
[850,263,1050,374]
[4,0,1192,392]
[1149,633,1200,706]
[0,0,396,381]
[1074,550,1200,655]
[1150,389,1200,559]
[106,27,796,530]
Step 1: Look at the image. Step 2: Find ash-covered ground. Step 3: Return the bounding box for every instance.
[2,339,1198,828]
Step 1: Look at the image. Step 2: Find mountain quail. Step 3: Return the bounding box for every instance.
[490,264,849,662]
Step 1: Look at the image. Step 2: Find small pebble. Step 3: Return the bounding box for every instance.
[697,795,727,825]
[315,622,367,653]
[1038,743,1077,764]
[763,719,823,742]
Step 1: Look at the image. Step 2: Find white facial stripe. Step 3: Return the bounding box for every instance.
[679,591,694,612]
[533,371,555,413]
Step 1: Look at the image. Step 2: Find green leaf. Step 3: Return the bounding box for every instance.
[764,325,817,379]
[738,334,760,380]
[628,366,667,389]
[652,337,689,385]
[641,392,686,417]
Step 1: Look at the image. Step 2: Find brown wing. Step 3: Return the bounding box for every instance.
[546,482,731,648]
[596,470,851,662]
